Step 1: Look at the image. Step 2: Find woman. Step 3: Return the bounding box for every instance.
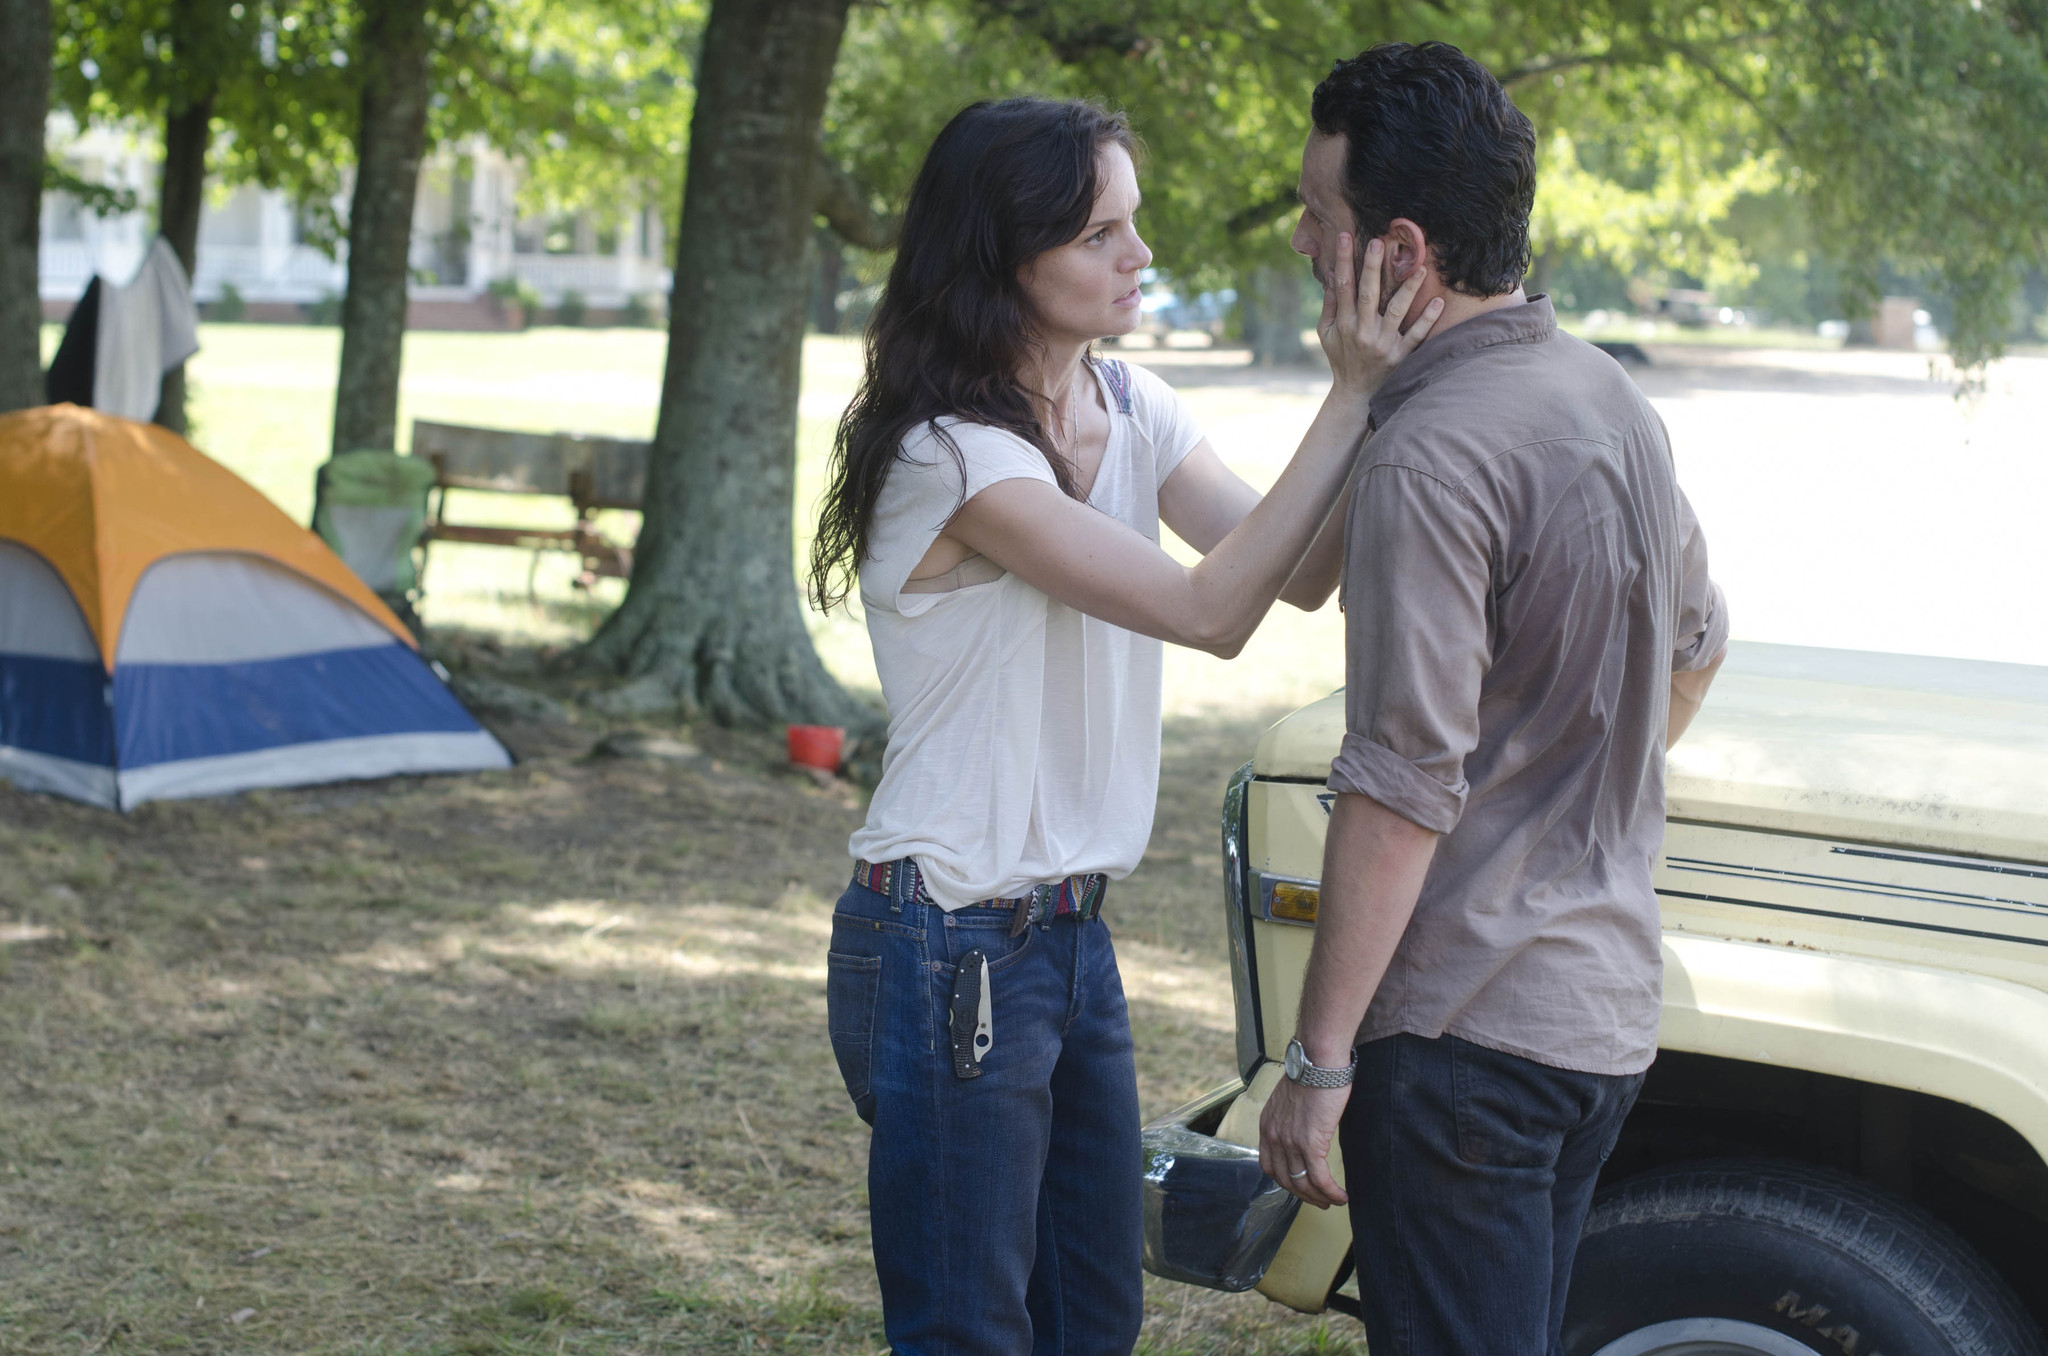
[810,98,1438,1353]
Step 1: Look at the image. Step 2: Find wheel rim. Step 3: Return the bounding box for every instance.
[1590,1318,1819,1356]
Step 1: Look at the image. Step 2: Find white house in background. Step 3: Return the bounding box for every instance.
[38,117,670,329]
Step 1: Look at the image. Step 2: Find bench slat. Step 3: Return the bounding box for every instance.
[411,419,649,507]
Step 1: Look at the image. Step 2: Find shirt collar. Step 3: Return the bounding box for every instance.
[1369,294,1557,427]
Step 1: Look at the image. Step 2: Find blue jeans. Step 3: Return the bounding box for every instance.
[1338,1033,1644,1356]
[825,876,1144,1356]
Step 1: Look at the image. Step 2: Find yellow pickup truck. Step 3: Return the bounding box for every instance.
[1141,642,2048,1355]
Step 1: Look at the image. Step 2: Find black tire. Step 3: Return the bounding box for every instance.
[1563,1159,2046,1356]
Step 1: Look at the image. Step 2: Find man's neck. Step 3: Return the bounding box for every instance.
[1403,284,1526,339]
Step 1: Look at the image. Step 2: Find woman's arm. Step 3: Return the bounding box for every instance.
[946,234,1437,657]
[1156,441,1363,613]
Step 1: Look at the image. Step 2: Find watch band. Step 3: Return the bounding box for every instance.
[1285,1037,1357,1088]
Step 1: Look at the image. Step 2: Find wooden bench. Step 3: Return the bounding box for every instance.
[411,419,649,589]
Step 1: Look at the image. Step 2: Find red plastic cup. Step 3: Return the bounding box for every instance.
[787,724,846,773]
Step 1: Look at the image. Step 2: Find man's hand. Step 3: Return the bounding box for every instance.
[1259,1077,1352,1209]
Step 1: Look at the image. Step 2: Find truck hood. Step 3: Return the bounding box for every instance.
[1251,641,2048,865]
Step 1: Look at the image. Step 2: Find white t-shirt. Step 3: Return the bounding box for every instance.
[847,359,1204,910]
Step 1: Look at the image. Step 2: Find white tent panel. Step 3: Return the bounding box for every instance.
[117,551,398,665]
[0,539,99,661]
[117,729,513,807]
[0,745,118,807]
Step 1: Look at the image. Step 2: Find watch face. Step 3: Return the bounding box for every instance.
[1284,1040,1303,1081]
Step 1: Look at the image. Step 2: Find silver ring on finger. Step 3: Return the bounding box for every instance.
[1288,1168,1309,1179]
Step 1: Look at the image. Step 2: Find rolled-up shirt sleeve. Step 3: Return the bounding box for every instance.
[1328,465,1494,834]
[1672,486,1729,671]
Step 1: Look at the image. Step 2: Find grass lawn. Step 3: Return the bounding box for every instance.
[1,687,1351,1355]
[6,324,1361,1354]
[14,316,2047,1352]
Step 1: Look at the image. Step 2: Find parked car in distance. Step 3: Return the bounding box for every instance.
[1142,641,2048,1356]
[1137,284,1235,341]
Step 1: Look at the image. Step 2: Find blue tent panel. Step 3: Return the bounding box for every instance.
[0,653,113,765]
[113,642,484,770]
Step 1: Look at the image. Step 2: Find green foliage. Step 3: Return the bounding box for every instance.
[213,282,247,321]
[306,290,344,324]
[488,275,541,311]
[819,0,2048,370]
[51,0,359,236]
[466,0,709,237]
[44,0,2048,370]
[40,156,138,217]
[554,288,587,326]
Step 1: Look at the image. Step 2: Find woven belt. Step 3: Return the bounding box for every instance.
[853,858,1108,936]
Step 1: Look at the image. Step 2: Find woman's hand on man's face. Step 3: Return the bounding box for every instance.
[1318,234,1443,402]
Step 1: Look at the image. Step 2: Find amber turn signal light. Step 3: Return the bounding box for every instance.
[1269,881,1320,924]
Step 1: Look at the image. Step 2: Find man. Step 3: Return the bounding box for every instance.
[1257,41,1728,1356]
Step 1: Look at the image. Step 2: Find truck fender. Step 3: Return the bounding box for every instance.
[1661,933,2048,1167]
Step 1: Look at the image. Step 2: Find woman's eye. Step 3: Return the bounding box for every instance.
[1089,229,1109,244]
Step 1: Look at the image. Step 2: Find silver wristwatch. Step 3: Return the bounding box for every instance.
[1283,1037,1357,1088]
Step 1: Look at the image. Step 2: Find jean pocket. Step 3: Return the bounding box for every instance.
[935,920,1037,977]
[1450,1039,1572,1169]
[826,951,882,1126]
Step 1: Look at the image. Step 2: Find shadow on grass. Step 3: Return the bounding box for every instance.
[0,656,1341,1354]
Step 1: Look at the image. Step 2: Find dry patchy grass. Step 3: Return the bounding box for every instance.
[0,642,1361,1356]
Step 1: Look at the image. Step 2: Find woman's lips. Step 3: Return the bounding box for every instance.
[1113,287,1141,309]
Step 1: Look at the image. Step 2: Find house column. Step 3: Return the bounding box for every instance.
[258,189,292,294]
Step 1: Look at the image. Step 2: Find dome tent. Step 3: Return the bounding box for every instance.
[0,405,510,809]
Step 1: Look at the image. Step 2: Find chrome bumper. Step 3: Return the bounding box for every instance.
[1140,1078,1300,1292]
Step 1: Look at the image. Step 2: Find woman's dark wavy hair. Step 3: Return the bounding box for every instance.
[808,97,1138,612]
[1311,41,1536,296]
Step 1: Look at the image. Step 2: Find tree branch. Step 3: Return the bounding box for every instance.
[815,155,897,250]
[971,0,1152,62]
[1653,35,1797,149]
[1227,190,1299,236]
[1498,49,1630,87]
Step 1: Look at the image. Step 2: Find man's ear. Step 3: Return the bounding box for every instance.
[1383,218,1431,287]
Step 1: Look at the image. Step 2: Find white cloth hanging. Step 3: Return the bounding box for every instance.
[92,237,201,421]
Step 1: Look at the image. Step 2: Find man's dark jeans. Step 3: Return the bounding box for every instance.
[825,877,1143,1356]
[1338,1033,1644,1356]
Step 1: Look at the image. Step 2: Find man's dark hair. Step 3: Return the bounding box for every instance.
[1311,42,1536,296]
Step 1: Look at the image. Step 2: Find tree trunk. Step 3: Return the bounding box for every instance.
[810,228,843,334]
[331,0,430,455]
[0,0,52,414]
[1242,263,1311,367]
[581,0,872,731]
[151,93,213,434]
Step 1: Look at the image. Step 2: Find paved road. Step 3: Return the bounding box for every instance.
[1133,340,2048,718]
[1638,345,2048,670]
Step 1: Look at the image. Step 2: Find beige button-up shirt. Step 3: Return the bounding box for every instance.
[1332,296,1726,1075]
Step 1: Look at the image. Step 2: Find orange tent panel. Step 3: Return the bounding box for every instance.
[0,405,413,669]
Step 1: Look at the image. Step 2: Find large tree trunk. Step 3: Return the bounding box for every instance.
[331,0,430,455]
[152,94,213,434]
[0,0,51,414]
[810,228,844,334]
[581,0,871,731]
[1241,263,1311,367]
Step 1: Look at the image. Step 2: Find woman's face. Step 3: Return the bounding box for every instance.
[1018,143,1152,346]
